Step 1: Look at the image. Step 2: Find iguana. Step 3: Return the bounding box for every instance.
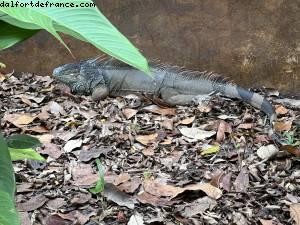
[52,57,281,144]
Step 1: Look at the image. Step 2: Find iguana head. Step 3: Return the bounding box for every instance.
[52,58,105,95]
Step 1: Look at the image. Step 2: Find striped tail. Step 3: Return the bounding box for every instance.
[220,84,283,145]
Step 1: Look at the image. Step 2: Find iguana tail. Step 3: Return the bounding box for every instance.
[221,84,283,144]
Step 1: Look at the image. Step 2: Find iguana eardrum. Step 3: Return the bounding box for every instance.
[52,57,281,143]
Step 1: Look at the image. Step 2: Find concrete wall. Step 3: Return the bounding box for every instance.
[1,0,299,94]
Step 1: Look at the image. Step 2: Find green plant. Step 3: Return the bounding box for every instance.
[89,159,105,194]
[0,0,149,73]
[0,134,43,225]
[283,130,300,147]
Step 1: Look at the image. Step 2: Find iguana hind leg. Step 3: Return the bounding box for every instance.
[91,86,109,101]
[160,88,196,106]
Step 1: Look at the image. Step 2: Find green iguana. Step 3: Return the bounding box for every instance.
[52,57,282,144]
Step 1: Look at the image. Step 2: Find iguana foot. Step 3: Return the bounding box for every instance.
[91,86,109,101]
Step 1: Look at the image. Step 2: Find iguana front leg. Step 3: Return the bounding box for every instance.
[160,88,196,106]
[91,85,109,101]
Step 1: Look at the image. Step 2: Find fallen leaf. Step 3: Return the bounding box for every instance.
[275,105,289,115]
[216,120,232,142]
[20,212,31,225]
[180,196,217,217]
[17,194,48,212]
[103,183,137,209]
[274,121,292,132]
[257,144,279,160]
[70,192,91,205]
[38,143,62,159]
[143,105,176,115]
[37,110,50,120]
[4,113,36,127]
[78,147,113,162]
[177,116,195,125]
[234,167,249,193]
[180,183,223,200]
[33,134,54,143]
[220,172,232,192]
[71,163,99,186]
[118,177,142,193]
[114,173,131,186]
[64,139,83,152]
[49,101,66,116]
[201,145,220,156]
[237,123,253,129]
[46,198,66,210]
[179,127,216,140]
[45,215,72,225]
[290,204,300,225]
[197,103,212,113]
[142,147,155,156]
[26,126,49,133]
[259,219,283,225]
[123,108,138,119]
[58,211,91,225]
[137,191,175,206]
[160,119,174,130]
[128,213,144,225]
[280,145,300,157]
[135,133,158,145]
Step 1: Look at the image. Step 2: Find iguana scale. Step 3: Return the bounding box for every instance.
[52,57,281,143]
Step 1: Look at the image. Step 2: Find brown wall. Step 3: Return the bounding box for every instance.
[1,0,299,94]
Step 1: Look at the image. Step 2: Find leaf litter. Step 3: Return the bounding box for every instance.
[1,72,299,224]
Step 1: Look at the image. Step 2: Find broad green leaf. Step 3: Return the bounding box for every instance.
[0,134,19,225]
[201,145,220,156]
[0,191,20,225]
[0,14,41,29]
[9,147,45,161]
[0,0,149,73]
[0,134,15,198]
[6,134,41,149]
[0,21,38,50]
[89,159,105,194]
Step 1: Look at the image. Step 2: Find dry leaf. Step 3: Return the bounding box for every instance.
[103,183,137,209]
[4,113,36,127]
[237,123,253,129]
[160,119,174,130]
[49,101,66,116]
[17,195,48,212]
[128,213,144,225]
[180,196,217,217]
[135,133,158,145]
[177,116,195,125]
[280,145,300,157]
[64,139,83,152]
[259,219,283,225]
[257,144,279,160]
[71,163,99,186]
[179,127,216,140]
[123,108,138,119]
[33,134,54,143]
[143,105,176,115]
[114,173,131,186]
[234,167,249,193]
[275,105,288,115]
[38,143,62,159]
[274,121,292,132]
[142,147,155,156]
[118,177,142,193]
[290,204,300,225]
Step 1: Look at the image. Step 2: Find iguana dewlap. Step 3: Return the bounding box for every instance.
[52,57,280,143]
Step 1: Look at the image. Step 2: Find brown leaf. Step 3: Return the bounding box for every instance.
[234,167,249,193]
[142,147,155,156]
[114,173,131,186]
[177,116,195,125]
[237,123,253,129]
[216,120,232,142]
[20,212,31,225]
[26,125,49,133]
[137,191,175,206]
[78,147,113,162]
[197,103,212,113]
[33,134,54,143]
[58,211,91,225]
[38,143,62,159]
[104,183,137,209]
[179,127,216,140]
[4,113,36,127]
[37,110,50,120]
[46,198,67,210]
[118,177,142,193]
[123,108,138,119]
[45,215,72,225]
[180,183,223,200]
[48,101,66,116]
[280,145,300,157]
[70,192,92,205]
[275,105,288,115]
[143,105,176,115]
[290,204,300,225]
[274,121,292,132]
[71,163,99,186]
[259,219,283,225]
[17,194,48,212]
[180,196,217,217]
[220,172,232,192]
[135,133,158,145]
[160,119,174,130]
